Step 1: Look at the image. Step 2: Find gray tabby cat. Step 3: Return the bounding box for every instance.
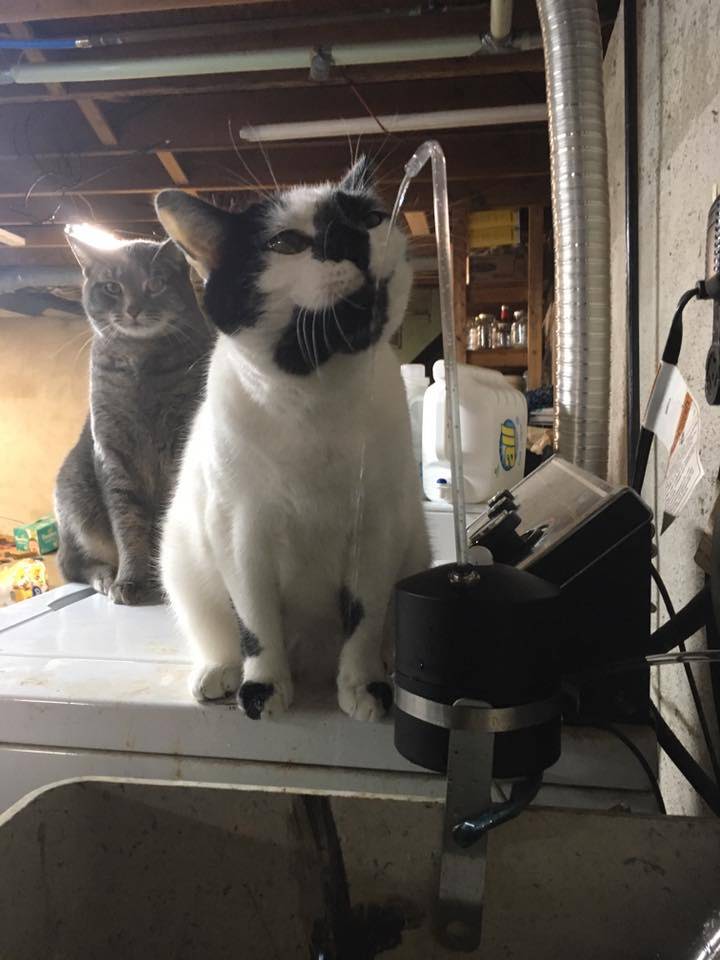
[54,233,213,605]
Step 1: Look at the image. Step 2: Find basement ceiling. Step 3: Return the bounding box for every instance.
[0,0,620,271]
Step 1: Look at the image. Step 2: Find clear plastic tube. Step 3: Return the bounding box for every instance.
[393,140,469,567]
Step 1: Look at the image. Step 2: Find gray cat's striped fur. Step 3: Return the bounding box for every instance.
[54,235,213,605]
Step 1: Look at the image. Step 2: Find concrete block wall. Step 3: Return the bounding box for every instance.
[604,0,720,813]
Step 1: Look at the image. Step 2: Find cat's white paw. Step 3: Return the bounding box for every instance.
[240,675,293,720]
[338,678,393,722]
[190,663,243,702]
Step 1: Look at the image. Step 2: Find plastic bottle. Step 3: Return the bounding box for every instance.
[422,359,527,504]
[400,363,430,488]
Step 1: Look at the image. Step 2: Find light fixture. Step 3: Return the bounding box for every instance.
[238,104,547,142]
[64,223,124,251]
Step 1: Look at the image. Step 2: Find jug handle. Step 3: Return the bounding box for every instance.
[434,387,447,461]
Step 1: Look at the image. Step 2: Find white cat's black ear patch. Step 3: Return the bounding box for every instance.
[339,155,374,193]
[154,190,231,278]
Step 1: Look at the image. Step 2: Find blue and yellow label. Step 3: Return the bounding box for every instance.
[499,419,517,471]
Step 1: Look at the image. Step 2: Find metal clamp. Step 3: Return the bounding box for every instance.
[394,686,562,733]
[396,691,561,953]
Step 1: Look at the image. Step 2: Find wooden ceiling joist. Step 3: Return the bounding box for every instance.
[156,150,190,186]
[0,175,551,232]
[0,227,26,247]
[75,99,118,147]
[5,22,118,149]
[2,0,284,24]
[5,23,64,97]
[0,136,551,199]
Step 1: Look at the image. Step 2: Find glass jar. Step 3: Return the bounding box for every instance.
[467,313,493,351]
[492,320,512,349]
[466,315,481,351]
[511,309,528,347]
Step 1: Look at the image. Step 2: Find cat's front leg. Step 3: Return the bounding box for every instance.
[337,520,430,722]
[102,472,161,605]
[223,561,294,720]
[337,573,395,723]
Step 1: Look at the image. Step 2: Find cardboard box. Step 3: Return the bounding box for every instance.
[14,516,59,556]
[469,209,521,250]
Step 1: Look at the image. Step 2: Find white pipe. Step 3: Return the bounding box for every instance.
[490,0,514,41]
[239,104,547,142]
[0,35,485,85]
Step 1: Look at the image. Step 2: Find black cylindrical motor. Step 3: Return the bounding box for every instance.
[394,562,564,779]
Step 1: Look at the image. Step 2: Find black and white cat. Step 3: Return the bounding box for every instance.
[155,159,430,721]
[55,234,213,605]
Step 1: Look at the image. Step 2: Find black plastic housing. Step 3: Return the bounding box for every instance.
[394,562,563,777]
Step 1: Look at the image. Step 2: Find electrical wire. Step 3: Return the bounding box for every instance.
[650,565,720,786]
[593,721,665,814]
[631,287,697,495]
[650,701,720,816]
[648,583,710,654]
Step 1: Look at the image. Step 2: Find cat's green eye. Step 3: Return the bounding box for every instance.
[265,230,312,255]
[103,281,122,296]
[147,276,166,295]
[363,211,387,229]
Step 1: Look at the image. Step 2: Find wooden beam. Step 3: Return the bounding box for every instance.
[0,138,550,197]
[2,0,282,23]
[527,204,544,390]
[6,223,162,247]
[404,212,431,236]
[5,23,118,148]
[0,226,25,246]
[6,23,64,97]
[156,150,190,186]
[0,121,550,169]
[76,98,118,147]
[0,178,551,231]
[451,200,470,364]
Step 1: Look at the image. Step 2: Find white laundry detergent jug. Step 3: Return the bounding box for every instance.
[422,359,527,504]
[400,363,429,488]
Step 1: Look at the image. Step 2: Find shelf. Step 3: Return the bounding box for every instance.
[466,347,528,371]
[468,281,528,305]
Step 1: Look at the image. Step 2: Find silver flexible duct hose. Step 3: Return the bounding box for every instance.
[537,0,611,476]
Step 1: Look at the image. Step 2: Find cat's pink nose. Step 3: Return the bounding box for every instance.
[126,306,141,320]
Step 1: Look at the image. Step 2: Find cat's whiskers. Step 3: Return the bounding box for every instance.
[295,308,309,370]
[301,309,314,372]
[311,309,322,374]
[332,304,354,352]
[255,135,279,195]
[227,119,273,199]
[70,331,96,368]
[321,308,332,358]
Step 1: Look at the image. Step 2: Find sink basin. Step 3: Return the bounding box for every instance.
[1,777,718,958]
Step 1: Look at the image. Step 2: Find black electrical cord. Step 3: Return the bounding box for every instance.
[631,288,698,496]
[624,0,640,484]
[707,506,720,727]
[650,564,720,787]
[647,583,710,654]
[650,701,720,816]
[568,651,720,814]
[594,721,665,815]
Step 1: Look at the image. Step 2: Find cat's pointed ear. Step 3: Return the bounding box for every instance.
[154,190,230,279]
[156,237,189,273]
[65,232,98,273]
[339,155,375,194]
